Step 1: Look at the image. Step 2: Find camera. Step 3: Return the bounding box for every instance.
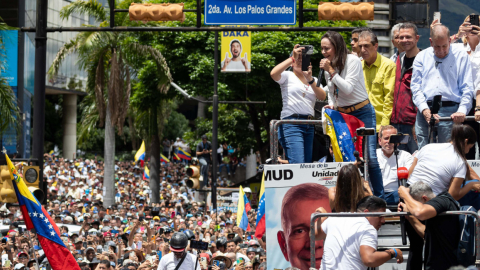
[190,240,208,250]
[299,45,314,71]
[389,134,410,144]
[356,127,375,136]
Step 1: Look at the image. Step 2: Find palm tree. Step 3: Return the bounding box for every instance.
[48,0,171,206]
[0,17,21,151]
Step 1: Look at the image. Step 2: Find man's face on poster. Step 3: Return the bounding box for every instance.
[231,42,241,59]
[278,198,331,270]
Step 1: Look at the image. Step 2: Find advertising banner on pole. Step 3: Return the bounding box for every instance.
[221,26,251,73]
[263,162,351,270]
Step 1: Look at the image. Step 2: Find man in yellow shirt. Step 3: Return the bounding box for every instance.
[359,31,396,131]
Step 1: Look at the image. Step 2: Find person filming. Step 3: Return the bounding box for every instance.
[319,31,384,199]
[270,44,327,163]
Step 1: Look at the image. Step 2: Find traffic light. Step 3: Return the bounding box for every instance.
[318,2,374,21]
[129,3,185,22]
[186,165,201,189]
[23,166,44,203]
[0,165,17,203]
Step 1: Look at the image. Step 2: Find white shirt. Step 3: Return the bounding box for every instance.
[221,60,251,72]
[377,149,414,193]
[457,43,480,93]
[276,71,317,119]
[408,143,467,195]
[157,252,201,270]
[325,54,369,108]
[321,217,378,270]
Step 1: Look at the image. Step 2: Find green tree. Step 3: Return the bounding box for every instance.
[48,0,171,206]
[162,103,191,141]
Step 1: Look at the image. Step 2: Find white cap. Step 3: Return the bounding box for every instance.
[243,187,252,193]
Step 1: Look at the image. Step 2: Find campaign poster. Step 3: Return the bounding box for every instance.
[264,162,351,270]
[221,26,251,73]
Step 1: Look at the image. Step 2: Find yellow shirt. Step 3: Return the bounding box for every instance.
[362,53,396,131]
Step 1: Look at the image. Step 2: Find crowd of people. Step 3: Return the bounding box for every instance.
[0,156,266,270]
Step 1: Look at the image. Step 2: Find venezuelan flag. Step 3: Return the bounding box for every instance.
[255,174,266,239]
[323,109,365,162]
[135,141,146,166]
[160,154,170,163]
[172,152,180,161]
[177,147,192,160]
[236,186,251,231]
[143,166,150,180]
[5,154,80,270]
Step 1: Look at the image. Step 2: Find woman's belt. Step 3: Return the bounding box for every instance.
[337,100,370,114]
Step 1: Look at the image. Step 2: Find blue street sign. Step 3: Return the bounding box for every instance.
[204,0,296,25]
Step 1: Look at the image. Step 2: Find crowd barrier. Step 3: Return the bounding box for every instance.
[309,211,480,268]
[269,116,477,164]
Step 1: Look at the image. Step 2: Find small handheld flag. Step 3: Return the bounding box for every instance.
[237,186,251,231]
[135,141,146,166]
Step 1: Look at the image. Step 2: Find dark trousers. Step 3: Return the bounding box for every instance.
[405,218,424,270]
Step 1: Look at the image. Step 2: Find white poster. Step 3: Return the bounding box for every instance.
[263,162,352,270]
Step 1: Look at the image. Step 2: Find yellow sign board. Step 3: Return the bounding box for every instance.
[221,26,251,73]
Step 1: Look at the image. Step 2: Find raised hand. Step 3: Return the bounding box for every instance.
[303,63,313,82]
[222,52,232,70]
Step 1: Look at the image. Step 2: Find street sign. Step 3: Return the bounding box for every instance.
[204,0,296,25]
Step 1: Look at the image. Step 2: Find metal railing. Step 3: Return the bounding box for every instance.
[269,116,477,164]
[309,211,480,268]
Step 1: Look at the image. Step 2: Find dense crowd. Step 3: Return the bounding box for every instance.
[0,156,266,270]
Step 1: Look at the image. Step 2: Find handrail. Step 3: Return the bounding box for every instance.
[269,116,477,163]
[309,210,480,268]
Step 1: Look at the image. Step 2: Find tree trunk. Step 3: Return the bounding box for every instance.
[128,114,137,150]
[149,107,160,204]
[247,104,267,163]
[103,100,115,207]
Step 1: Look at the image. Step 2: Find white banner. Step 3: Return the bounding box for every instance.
[264,162,353,189]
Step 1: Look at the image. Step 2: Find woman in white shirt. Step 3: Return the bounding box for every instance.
[408,124,480,208]
[319,31,384,199]
[270,45,326,163]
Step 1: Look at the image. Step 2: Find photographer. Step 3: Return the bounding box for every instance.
[157,232,200,270]
[320,31,384,199]
[270,44,327,164]
[377,126,414,205]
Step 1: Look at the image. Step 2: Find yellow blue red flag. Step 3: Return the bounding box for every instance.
[5,154,80,270]
[237,186,251,231]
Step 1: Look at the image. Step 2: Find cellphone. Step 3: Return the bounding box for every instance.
[237,258,245,264]
[137,241,142,249]
[4,260,10,267]
[1,239,6,244]
[213,260,220,267]
[356,127,375,136]
[299,45,314,71]
[149,220,155,229]
[117,259,124,265]
[83,242,87,248]
[190,240,208,250]
[433,12,441,23]
[389,134,410,144]
[97,247,103,253]
[470,14,480,27]
[171,211,175,218]
[87,241,93,245]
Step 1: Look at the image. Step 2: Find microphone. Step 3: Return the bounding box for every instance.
[316,69,324,87]
[397,167,409,186]
[397,166,409,246]
[435,61,442,68]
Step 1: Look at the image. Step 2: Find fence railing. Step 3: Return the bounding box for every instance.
[269,116,477,164]
[309,211,480,268]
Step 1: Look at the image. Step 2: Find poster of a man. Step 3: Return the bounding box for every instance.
[269,183,331,270]
[221,39,251,72]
